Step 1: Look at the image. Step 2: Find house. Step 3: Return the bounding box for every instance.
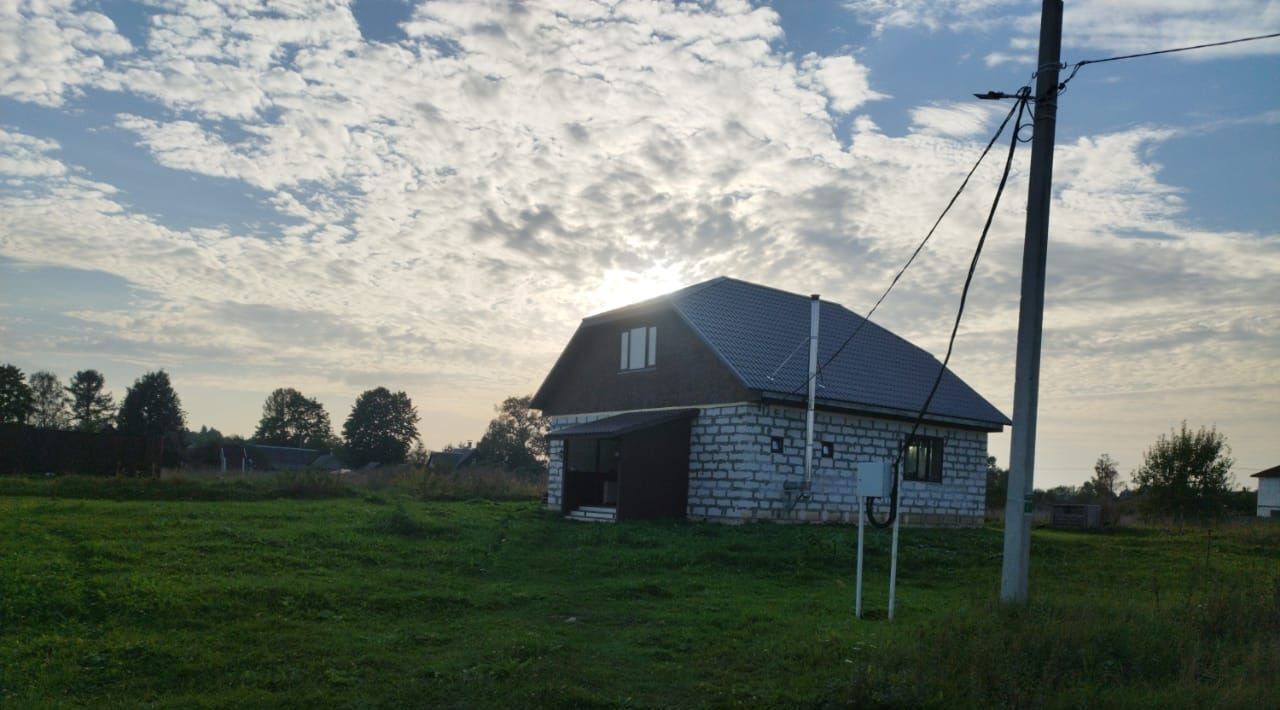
[1252,465,1280,518]
[531,277,1009,525]
[426,446,477,472]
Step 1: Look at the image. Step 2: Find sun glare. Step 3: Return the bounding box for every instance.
[593,265,689,312]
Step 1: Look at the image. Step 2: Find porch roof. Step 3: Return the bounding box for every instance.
[547,409,699,439]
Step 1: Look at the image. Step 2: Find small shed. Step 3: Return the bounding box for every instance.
[1251,465,1280,518]
[547,409,696,522]
[1050,503,1102,530]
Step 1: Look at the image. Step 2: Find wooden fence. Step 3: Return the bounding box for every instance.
[0,424,164,475]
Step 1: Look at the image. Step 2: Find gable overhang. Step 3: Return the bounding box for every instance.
[531,323,587,411]
[532,294,756,413]
[759,390,1007,433]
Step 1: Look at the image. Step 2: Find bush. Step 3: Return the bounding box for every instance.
[271,470,353,499]
[389,466,545,501]
[1133,422,1235,521]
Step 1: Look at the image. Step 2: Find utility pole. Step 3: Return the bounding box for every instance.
[1001,0,1062,604]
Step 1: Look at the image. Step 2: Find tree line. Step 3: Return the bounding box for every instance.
[986,422,1247,520]
[0,363,547,474]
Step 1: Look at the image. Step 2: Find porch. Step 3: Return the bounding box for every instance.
[549,409,697,522]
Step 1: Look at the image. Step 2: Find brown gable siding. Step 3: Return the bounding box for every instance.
[533,305,754,415]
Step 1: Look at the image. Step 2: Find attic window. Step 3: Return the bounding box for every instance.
[620,326,657,371]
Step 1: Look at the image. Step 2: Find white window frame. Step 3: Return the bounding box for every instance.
[620,326,657,371]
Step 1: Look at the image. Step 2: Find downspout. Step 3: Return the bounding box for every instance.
[802,294,820,494]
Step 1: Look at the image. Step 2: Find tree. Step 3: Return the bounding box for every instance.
[473,395,549,476]
[28,371,71,429]
[0,364,34,424]
[984,455,1008,511]
[407,441,430,467]
[341,387,419,467]
[1083,453,1120,500]
[66,369,116,432]
[1132,422,1234,520]
[118,371,187,436]
[253,387,335,449]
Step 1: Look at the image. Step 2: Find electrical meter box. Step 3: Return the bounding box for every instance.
[856,461,893,498]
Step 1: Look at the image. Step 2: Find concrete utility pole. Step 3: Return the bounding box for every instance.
[1001,0,1063,604]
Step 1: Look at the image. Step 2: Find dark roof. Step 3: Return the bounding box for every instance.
[580,277,1008,428]
[548,409,699,439]
[250,444,323,468]
[1251,465,1280,479]
[427,448,476,469]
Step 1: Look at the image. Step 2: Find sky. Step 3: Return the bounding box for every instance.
[1,0,1277,489]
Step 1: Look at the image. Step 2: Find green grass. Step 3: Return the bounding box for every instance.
[1,477,1277,708]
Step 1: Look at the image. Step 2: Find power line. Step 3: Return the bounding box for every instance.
[780,97,1026,401]
[867,90,1031,529]
[1046,32,1280,94]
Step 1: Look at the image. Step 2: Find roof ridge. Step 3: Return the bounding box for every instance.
[579,275,728,323]
[677,276,853,313]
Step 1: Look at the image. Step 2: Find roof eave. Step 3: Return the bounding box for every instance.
[759,390,1008,433]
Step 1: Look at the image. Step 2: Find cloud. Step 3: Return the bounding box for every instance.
[840,0,1025,35]
[0,0,132,106]
[801,54,887,113]
[909,102,1003,137]
[1045,1,1280,58]
[983,51,1029,67]
[843,0,1280,60]
[0,128,68,177]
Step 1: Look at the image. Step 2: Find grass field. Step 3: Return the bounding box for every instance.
[2,476,1277,708]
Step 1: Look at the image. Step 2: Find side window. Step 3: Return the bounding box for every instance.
[903,436,944,482]
[619,326,657,370]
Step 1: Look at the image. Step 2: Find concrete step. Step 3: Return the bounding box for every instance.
[566,506,616,523]
[566,513,613,523]
[578,506,617,516]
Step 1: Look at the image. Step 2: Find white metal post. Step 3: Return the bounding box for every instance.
[802,294,820,495]
[855,492,865,618]
[887,463,903,620]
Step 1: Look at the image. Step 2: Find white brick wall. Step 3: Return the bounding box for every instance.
[547,404,989,526]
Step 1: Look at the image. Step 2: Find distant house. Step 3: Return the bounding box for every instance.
[531,277,1008,525]
[219,445,254,473]
[219,444,326,472]
[427,446,477,472]
[251,445,325,470]
[1252,465,1280,518]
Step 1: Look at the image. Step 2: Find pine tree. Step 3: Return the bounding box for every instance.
[66,369,117,432]
[0,364,34,424]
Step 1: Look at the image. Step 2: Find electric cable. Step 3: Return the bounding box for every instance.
[1045,32,1280,96]
[866,90,1030,528]
[781,96,1025,402]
